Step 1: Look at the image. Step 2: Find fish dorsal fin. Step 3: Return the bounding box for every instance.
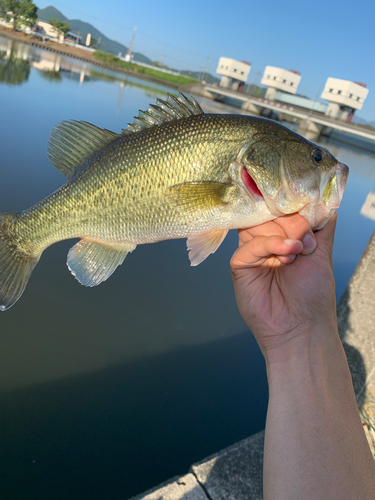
[48,121,121,177]
[122,92,204,135]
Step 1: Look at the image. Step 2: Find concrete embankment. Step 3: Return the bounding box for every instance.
[131,229,375,500]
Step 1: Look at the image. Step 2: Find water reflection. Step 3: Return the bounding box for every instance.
[0,49,30,86]
[361,193,375,221]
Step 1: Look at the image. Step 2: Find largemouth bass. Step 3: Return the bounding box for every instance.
[0,93,348,311]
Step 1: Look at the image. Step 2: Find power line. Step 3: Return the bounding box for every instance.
[43,2,208,65]
[137,30,206,59]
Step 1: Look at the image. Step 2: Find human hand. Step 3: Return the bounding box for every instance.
[230,213,338,362]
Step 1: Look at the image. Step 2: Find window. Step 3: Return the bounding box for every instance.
[357,96,360,101]
[283,79,286,83]
[338,90,341,95]
[329,88,333,92]
[349,93,352,98]
[273,76,276,80]
[290,82,293,86]
[241,71,244,75]
[267,75,271,79]
[234,68,237,72]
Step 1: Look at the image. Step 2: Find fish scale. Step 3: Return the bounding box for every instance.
[0,93,348,310]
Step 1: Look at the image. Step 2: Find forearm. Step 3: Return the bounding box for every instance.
[263,326,375,500]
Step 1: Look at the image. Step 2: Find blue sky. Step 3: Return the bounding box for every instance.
[36,0,375,121]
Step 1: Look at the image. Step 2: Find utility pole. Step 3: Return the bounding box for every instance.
[202,56,209,83]
[125,27,137,62]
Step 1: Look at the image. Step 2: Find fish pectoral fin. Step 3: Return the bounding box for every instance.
[187,229,229,266]
[48,121,121,177]
[168,181,233,213]
[67,239,136,287]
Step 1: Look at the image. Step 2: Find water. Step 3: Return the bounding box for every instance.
[0,36,374,500]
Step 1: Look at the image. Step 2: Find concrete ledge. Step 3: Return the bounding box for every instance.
[337,230,375,403]
[130,473,207,500]
[192,430,264,500]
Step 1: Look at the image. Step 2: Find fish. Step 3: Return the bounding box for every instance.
[0,93,348,311]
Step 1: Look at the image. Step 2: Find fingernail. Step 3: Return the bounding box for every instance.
[285,254,296,262]
[284,239,299,246]
[302,232,316,253]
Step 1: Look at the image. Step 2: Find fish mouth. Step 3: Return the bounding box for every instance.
[241,166,264,200]
[299,161,349,230]
[337,162,349,201]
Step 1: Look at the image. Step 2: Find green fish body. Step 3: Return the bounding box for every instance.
[0,93,348,310]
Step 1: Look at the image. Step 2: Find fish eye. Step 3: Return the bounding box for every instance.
[312,149,324,164]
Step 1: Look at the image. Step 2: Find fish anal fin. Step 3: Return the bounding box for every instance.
[48,121,121,177]
[67,239,136,287]
[187,229,229,266]
[169,181,233,213]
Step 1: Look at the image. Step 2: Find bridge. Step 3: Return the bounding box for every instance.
[204,85,375,143]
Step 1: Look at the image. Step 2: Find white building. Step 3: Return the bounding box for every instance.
[321,78,369,122]
[216,57,251,91]
[261,66,301,100]
[35,20,63,41]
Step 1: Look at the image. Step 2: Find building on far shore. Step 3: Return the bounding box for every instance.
[261,66,301,100]
[216,57,251,92]
[321,78,369,122]
[35,20,63,41]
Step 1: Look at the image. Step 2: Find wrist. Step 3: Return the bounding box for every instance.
[263,319,341,370]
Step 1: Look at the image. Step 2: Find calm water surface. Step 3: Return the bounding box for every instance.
[0,37,375,499]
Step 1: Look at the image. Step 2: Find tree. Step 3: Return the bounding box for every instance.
[90,36,97,48]
[49,18,70,39]
[0,0,37,30]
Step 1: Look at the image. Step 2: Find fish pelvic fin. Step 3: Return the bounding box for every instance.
[67,239,136,287]
[48,121,121,177]
[0,213,41,311]
[122,93,204,135]
[187,229,229,266]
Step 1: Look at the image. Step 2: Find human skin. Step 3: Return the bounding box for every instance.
[231,213,375,500]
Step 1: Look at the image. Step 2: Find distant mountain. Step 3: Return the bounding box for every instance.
[37,6,152,64]
[351,116,375,128]
[352,115,368,125]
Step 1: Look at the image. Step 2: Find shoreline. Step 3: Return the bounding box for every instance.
[0,26,196,91]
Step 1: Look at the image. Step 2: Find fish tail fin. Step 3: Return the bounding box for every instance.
[0,213,41,311]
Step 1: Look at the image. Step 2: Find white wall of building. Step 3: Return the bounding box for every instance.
[216,57,251,84]
[36,20,63,42]
[261,66,301,95]
[321,78,369,111]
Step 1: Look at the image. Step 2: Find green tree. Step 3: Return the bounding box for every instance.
[49,18,70,39]
[0,0,37,30]
[90,36,97,48]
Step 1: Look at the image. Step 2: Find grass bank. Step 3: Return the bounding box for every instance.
[94,51,198,87]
